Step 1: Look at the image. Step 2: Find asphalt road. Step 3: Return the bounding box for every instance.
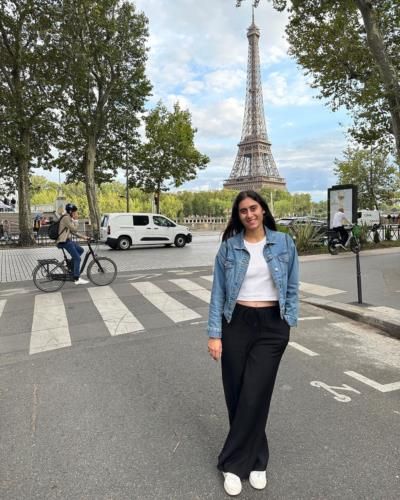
[0,267,399,499]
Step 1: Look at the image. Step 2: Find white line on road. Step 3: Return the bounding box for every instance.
[30,293,71,355]
[300,282,346,296]
[344,371,400,393]
[0,299,6,319]
[89,286,144,336]
[201,275,213,282]
[170,279,211,304]
[298,316,324,321]
[289,342,319,356]
[332,321,376,335]
[131,282,201,323]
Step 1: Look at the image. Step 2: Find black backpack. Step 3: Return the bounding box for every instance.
[48,214,67,240]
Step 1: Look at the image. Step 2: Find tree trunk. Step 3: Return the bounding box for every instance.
[17,129,35,246]
[355,0,400,165]
[84,134,101,239]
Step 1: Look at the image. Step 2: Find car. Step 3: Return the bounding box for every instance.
[100,212,192,250]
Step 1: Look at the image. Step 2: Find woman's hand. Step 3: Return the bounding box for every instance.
[208,338,222,361]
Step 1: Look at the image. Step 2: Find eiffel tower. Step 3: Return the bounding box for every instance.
[224,2,286,191]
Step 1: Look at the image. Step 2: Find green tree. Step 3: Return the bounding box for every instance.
[0,0,60,245]
[55,0,151,236]
[271,0,400,164]
[334,146,398,209]
[134,102,210,213]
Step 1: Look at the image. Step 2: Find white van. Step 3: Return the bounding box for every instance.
[100,213,192,250]
[357,209,380,229]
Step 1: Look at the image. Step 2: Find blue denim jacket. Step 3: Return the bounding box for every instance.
[207,228,299,338]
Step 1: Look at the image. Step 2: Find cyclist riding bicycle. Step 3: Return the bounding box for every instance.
[332,208,350,246]
[56,203,90,285]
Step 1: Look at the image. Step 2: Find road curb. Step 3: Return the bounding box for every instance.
[301,296,400,340]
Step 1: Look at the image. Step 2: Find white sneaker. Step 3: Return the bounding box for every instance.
[74,277,89,285]
[223,472,242,496]
[249,470,267,490]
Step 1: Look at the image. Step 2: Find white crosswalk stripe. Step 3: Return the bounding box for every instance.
[88,286,144,336]
[131,282,201,323]
[201,275,213,282]
[0,299,6,319]
[300,282,346,296]
[169,279,211,304]
[30,293,71,355]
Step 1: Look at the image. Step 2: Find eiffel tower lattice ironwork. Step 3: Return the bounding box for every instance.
[224,9,286,191]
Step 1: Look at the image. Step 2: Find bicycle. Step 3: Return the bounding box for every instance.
[32,240,117,292]
[327,224,361,255]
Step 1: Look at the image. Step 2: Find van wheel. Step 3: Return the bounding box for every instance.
[118,236,131,250]
[174,235,186,248]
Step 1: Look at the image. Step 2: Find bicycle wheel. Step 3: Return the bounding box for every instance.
[33,262,67,292]
[87,257,117,286]
[350,236,360,254]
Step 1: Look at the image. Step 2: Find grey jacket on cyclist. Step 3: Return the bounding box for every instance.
[56,215,86,243]
[207,228,299,338]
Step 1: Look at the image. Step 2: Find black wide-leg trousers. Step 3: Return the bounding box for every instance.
[217,304,289,479]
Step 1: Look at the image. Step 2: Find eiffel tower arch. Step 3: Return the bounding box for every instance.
[224,8,286,192]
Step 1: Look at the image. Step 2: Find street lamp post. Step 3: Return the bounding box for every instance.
[126,162,130,213]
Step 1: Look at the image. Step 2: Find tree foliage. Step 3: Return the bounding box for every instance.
[30,175,327,221]
[55,0,151,235]
[133,102,210,213]
[334,146,399,209]
[271,0,400,163]
[0,0,60,244]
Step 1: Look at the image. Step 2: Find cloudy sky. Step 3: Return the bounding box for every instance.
[36,0,351,202]
[133,0,351,201]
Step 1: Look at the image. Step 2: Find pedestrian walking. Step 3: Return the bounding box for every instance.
[207,190,299,496]
[3,219,10,240]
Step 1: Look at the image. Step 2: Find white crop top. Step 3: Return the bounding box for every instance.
[237,237,279,301]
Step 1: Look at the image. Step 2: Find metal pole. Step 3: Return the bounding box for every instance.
[355,251,362,304]
[126,162,130,213]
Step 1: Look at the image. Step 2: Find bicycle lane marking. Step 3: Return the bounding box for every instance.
[88,286,144,336]
[30,293,71,354]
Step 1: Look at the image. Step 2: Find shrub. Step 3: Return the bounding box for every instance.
[289,223,324,252]
[358,223,370,244]
[384,227,392,240]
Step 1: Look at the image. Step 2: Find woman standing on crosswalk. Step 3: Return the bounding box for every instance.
[207,190,299,496]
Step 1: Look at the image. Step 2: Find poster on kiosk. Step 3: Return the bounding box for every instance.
[327,184,358,229]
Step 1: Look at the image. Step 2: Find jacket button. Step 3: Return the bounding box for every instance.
[275,267,278,271]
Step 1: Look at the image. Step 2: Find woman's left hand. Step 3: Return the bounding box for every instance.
[208,338,222,361]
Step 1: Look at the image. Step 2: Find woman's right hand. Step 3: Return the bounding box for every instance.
[208,338,222,361]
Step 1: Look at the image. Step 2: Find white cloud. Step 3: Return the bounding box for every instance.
[263,72,316,107]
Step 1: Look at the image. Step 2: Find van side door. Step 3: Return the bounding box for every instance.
[132,214,151,244]
[152,215,176,242]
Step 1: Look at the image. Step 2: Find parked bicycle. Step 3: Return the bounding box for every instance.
[33,240,117,292]
[327,224,361,255]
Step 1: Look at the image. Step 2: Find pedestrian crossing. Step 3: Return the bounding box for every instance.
[0,276,349,357]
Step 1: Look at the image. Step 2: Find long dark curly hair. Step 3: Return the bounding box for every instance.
[222,190,276,241]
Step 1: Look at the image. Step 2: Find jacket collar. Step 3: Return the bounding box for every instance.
[232,226,278,250]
